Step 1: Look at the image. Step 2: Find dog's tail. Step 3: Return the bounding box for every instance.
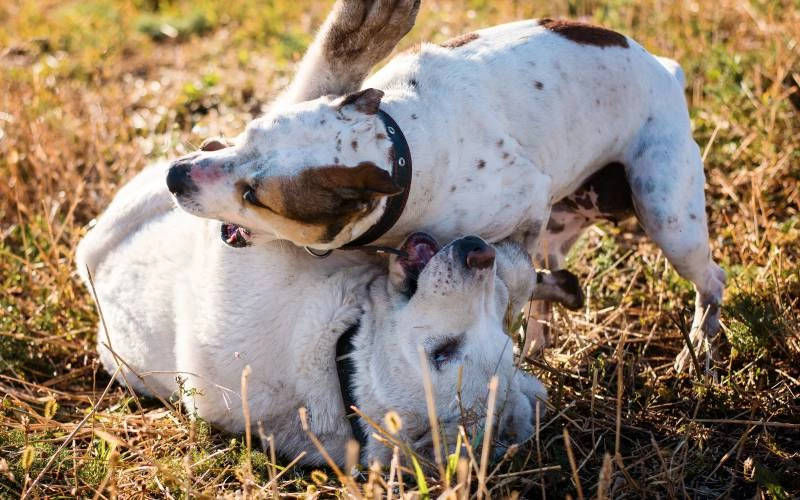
[655,56,686,89]
[76,162,175,284]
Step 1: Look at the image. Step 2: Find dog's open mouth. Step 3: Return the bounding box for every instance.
[396,232,439,296]
[220,223,252,248]
[399,232,439,272]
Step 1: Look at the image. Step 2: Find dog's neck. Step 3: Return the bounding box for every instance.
[347,88,485,246]
[335,275,394,459]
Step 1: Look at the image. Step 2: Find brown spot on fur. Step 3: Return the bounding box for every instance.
[375,133,387,140]
[574,195,595,210]
[539,18,629,49]
[496,139,504,147]
[258,163,403,243]
[534,80,544,90]
[351,140,358,152]
[440,32,479,49]
[546,218,565,233]
[477,160,486,169]
[502,152,510,159]
[554,163,634,224]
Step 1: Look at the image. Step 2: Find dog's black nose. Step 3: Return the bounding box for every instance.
[454,236,495,270]
[166,161,196,196]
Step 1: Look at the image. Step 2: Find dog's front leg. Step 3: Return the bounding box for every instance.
[277,0,420,106]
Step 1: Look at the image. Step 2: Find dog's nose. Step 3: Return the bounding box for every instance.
[166,161,196,196]
[454,236,495,270]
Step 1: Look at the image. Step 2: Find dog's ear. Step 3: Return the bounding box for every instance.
[338,88,384,115]
[199,136,232,152]
[320,162,403,201]
[494,240,536,313]
[388,233,439,297]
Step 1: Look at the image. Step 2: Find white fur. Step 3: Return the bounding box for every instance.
[76,163,546,465]
[171,20,725,371]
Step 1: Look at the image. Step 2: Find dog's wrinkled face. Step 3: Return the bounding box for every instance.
[166,89,399,249]
[362,234,547,463]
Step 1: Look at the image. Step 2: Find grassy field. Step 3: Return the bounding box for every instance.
[1,0,799,497]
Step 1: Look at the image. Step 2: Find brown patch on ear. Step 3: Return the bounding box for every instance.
[256,163,402,243]
[441,32,479,48]
[339,88,384,115]
[311,162,403,200]
[539,18,629,48]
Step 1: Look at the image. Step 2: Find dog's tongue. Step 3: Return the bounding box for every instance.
[400,232,439,270]
[221,223,252,248]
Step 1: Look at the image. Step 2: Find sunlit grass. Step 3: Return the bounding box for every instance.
[1,0,798,497]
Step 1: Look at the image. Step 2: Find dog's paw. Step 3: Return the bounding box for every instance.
[531,269,585,310]
[674,321,723,376]
[324,0,420,63]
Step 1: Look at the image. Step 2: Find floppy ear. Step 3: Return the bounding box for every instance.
[494,240,536,314]
[317,162,403,201]
[338,88,385,115]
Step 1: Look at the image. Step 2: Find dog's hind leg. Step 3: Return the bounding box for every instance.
[624,127,725,373]
[277,0,421,106]
[522,163,635,359]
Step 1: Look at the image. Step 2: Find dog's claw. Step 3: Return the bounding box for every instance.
[674,319,722,376]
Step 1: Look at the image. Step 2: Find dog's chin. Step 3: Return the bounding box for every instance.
[220,223,252,248]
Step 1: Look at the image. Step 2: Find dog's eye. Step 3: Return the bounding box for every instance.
[243,186,272,211]
[429,335,463,370]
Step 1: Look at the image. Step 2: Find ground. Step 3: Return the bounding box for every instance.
[1,0,798,498]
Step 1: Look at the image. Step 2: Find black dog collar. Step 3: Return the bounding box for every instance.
[335,321,369,450]
[305,108,412,258]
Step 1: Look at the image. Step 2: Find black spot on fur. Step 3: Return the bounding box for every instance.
[477,160,486,169]
[534,80,544,90]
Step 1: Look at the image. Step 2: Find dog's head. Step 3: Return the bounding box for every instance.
[356,233,547,464]
[166,89,401,249]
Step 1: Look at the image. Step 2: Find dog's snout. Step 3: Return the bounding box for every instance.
[166,161,197,196]
[454,236,495,270]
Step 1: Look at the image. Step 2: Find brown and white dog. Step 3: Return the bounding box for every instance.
[165,18,725,371]
[75,0,551,467]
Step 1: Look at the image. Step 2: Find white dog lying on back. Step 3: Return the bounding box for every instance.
[166,18,725,371]
[76,162,546,465]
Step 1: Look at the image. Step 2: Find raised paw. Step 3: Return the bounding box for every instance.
[324,0,420,64]
[531,269,584,310]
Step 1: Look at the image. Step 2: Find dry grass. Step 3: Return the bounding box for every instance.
[1,0,799,497]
